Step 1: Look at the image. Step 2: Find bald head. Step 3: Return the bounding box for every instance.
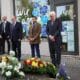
[11,16,17,23]
[49,11,56,21]
[2,16,7,21]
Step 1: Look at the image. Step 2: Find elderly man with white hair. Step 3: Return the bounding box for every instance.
[46,11,62,67]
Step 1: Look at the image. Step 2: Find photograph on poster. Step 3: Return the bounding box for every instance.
[66,21,74,31]
[62,21,74,32]
[68,41,74,51]
[62,35,67,43]
[67,32,74,41]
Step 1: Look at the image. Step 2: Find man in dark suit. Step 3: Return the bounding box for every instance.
[11,16,22,61]
[0,16,11,54]
[46,11,62,67]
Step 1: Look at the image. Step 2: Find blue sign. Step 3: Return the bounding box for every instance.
[62,23,67,31]
[41,15,48,24]
[33,0,40,3]
[33,2,40,8]
[40,6,48,14]
[41,24,47,37]
[32,8,40,17]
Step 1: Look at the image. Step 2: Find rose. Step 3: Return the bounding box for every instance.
[0,63,3,68]
[17,63,22,69]
[14,66,19,73]
[2,56,8,62]
[31,58,35,60]
[5,71,12,77]
[32,61,38,67]
[30,57,38,61]
[36,58,40,62]
[9,50,15,57]
[0,62,6,68]
[26,60,31,65]
[9,57,18,62]
[39,64,44,68]
[7,65,13,70]
[8,57,19,65]
[19,71,25,77]
[43,61,47,67]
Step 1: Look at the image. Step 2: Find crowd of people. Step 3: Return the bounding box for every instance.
[0,11,62,68]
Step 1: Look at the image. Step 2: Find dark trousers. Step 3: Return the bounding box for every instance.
[48,40,61,66]
[30,44,40,58]
[12,40,21,61]
[0,39,3,54]
[2,38,10,54]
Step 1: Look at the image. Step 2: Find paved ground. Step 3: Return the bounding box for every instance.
[4,40,80,80]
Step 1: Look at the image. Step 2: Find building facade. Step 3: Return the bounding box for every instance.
[0,0,14,21]
[0,0,80,56]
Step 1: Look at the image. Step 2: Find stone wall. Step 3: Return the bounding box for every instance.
[1,0,13,21]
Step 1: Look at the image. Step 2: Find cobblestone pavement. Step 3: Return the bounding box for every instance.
[3,41,80,80]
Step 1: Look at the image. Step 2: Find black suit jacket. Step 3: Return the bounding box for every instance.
[0,21,11,39]
[11,22,23,41]
[46,18,62,44]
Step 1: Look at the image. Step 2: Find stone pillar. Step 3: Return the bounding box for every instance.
[77,0,80,56]
[1,0,13,21]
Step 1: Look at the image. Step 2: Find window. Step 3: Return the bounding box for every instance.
[56,4,75,52]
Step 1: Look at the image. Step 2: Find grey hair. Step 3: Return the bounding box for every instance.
[49,11,56,16]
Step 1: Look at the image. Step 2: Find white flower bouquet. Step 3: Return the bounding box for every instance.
[0,51,25,80]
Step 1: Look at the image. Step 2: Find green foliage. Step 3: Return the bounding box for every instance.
[28,4,33,17]
[21,0,29,8]
[60,13,71,21]
[46,63,57,78]
[37,67,47,74]
[60,77,64,80]
[18,13,27,22]
[22,65,32,73]
[22,65,47,75]
[57,77,65,80]
[19,0,33,22]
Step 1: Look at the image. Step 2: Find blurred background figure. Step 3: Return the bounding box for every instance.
[0,16,11,54]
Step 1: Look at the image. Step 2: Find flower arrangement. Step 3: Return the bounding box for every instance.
[23,58,47,74]
[22,57,57,78]
[0,51,25,80]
